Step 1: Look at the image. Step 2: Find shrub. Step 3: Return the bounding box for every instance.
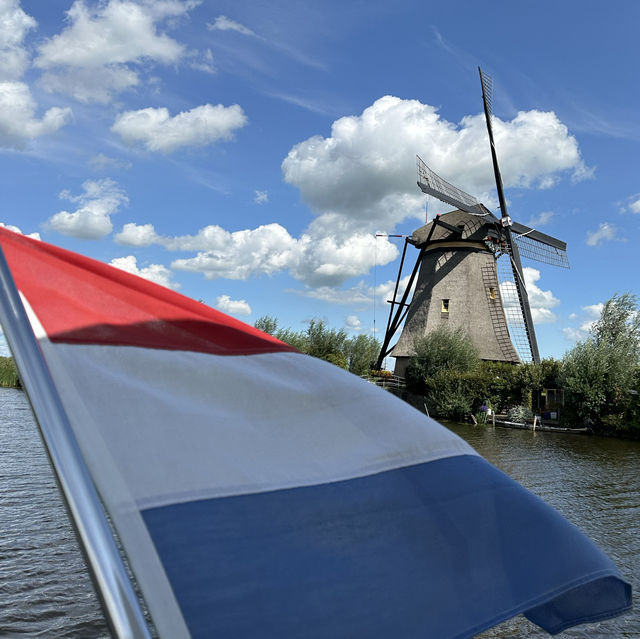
[405,326,479,394]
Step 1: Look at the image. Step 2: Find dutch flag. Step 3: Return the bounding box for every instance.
[0,228,631,638]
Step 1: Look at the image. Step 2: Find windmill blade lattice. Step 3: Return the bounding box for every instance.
[513,233,570,269]
[479,69,493,122]
[496,254,535,363]
[416,156,487,216]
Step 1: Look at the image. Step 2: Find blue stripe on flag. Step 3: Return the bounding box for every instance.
[142,454,630,639]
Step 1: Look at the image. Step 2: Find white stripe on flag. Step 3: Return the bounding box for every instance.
[40,342,476,509]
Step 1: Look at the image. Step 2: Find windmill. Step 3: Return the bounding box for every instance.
[376,67,569,374]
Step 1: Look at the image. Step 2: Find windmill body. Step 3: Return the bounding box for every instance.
[392,210,519,377]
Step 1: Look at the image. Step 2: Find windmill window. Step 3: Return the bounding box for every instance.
[489,287,496,300]
[441,299,449,313]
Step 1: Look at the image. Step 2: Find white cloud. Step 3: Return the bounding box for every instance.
[116,222,160,246]
[282,96,591,238]
[0,82,72,149]
[523,267,560,324]
[500,267,560,325]
[111,103,247,152]
[254,190,268,204]
[189,48,215,74]
[562,302,603,342]
[291,275,413,308]
[345,315,362,331]
[170,223,300,280]
[34,0,195,102]
[563,325,591,342]
[46,179,128,239]
[110,255,177,289]
[583,302,604,319]
[0,222,40,240]
[0,0,37,81]
[586,222,618,246]
[115,221,398,288]
[526,211,554,227]
[215,294,251,316]
[88,153,132,171]
[207,15,255,36]
[628,196,640,214]
[39,65,139,104]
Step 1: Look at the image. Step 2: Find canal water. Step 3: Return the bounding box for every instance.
[0,388,638,637]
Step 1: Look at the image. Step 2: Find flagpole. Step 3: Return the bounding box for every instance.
[0,245,152,639]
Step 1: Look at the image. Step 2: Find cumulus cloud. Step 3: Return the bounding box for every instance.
[583,303,604,319]
[500,267,560,325]
[111,103,247,152]
[34,0,195,102]
[215,294,252,316]
[116,222,160,246]
[0,0,37,81]
[0,222,40,240]
[562,303,603,342]
[0,82,72,148]
[282,96,591,238]
[345,315,362,331]
[586,222,618,246]
[524,267,560,324]
[46,178,128,239]
[110,255,177,289]
[526,211,554,227]
[113,221,398,287]
[207,15,255,36]
[626,195,640,214]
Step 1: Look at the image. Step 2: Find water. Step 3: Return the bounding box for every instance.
[0,389,638,637]
[0,389,109,638]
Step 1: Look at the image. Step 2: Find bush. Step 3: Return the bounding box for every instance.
[405,326,479,394]
[0,356,20,388]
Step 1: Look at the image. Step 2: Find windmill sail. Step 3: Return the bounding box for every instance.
[478,67,541,362]
[496,253,536,363]
[416,156,487,216]
[511,222,570,268]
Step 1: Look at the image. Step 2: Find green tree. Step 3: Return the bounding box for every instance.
[253,315,381,373]
[343,333,380,376]
[254,314,279,336]
[561,293,640,432]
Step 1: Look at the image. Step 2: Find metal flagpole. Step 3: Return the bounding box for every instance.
[0,244,152,639]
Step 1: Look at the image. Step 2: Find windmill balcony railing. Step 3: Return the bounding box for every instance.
[363,373,406,391]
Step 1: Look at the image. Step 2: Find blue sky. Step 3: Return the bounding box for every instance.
[0,0,638,362]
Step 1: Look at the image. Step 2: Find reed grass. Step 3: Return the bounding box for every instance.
[0,356,20,388]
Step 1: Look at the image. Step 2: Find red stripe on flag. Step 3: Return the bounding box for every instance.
[0,228,295,356]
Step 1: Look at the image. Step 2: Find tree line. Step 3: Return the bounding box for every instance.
[254,315,380,377]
